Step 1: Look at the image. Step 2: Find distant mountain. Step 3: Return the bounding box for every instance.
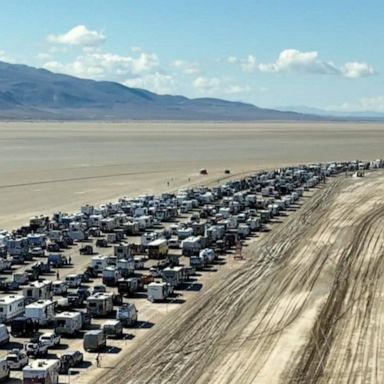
[0,61,322,121]
[278,105,384,120]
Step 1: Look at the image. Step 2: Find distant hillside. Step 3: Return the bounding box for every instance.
[0,61,320,121]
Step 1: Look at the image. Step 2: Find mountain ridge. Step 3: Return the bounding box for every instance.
[0,61,324,121]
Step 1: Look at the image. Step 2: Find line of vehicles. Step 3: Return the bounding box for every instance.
[0,159,382,383]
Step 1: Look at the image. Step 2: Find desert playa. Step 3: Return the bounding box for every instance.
[0,121,383,230]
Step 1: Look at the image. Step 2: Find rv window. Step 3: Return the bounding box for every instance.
[0,308,3,312]
[56,320,66,327]
[88,303,96,308]
[18,302,23,307]
[9,305,11,311]
[27,289,33,296]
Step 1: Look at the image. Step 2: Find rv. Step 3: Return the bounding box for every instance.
[116,303,138,326]
[54,312,82,335]
[181,236,202,256]
[114,242,130,259]
[162,267,185,288]
[25,300,55,325]
[0,295,25,322]
[86,293,114,317]
[102,267,122,286]
[91,255,110,272]
[102,320,123,338]
[116,258,135,277]
[0,360,9,382]
[147,282,172,302]
[22,280,52,304]
[23,359,60,384]
[147,239,168,259]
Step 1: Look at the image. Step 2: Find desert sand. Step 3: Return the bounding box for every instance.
[1,121,384,384]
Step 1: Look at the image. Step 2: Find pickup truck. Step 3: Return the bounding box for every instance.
[39,332,61,348]
[25,341,48,357]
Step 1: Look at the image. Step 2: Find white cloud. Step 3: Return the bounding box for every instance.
[227,56,238,64]
[123,72,176,94]
[172,60,200,75]
[36,52,52,61]
[341,62,375,78]
[333,96,384,112]
[0,50,14,63]
[42,49,159,79]
[257,49,339,75]
[241,55,258,72]
[234,49,375,79]
[193,76,222,92]
[47,25,106,47]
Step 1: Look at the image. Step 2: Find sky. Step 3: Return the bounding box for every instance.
[0,0,382,112]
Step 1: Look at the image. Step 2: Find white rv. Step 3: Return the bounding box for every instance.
[25,300,55,325]
[147,282,172,302]
[86,293,114,317]
[54,312,82,335]
[23,359,60,384]
[0,295,25,322]
[23,280,52,304]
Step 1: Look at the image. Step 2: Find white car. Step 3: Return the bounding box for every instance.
[39,332,61,348]
[6,349,28,370]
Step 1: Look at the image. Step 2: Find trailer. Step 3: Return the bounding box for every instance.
[147,239,169,259]
[25,300,55,325]
[116,258,135,277]
[114,242,130,259]
[54,312,82,335]
[0,295,25,322]
[83,330,106,352]
[91,255,110,272]
[86,293,114,317]
[23,359,60,384]
[162,267,185,288]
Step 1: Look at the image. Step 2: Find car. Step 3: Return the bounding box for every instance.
[29,247,45,258]
[39,332,61,348]
[92,285,106,295]
[25,341,48,357]
[6,349,28,370]
[79,245,93,255]
[59,350,83,373]
[96,239,108,247]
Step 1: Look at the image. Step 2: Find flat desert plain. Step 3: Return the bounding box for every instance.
[1,121,384,384]
[0,121,383,230]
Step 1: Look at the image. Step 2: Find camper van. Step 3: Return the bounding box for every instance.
[25,300,55,325]
[54,312,82,335]
[0,295,25,322]
[64,274,82,288]
[102,320,123,338]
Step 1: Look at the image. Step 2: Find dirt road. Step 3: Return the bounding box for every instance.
[96,171,384,384]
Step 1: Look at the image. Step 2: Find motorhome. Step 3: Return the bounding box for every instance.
[147,239,168,259]
[25,300,55,325]
[64,274,82,288]
[147,282,172,302]
[141,232,158,247]
[116,258,135,277]
[86,292,114,317]
[0,295,25,322]
[54,312,82,335]
[162,266,185,288]
[23,359,60,384]
[22,280,52,304]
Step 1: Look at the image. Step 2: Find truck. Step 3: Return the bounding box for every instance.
[147,282,172,302]
[54,312,82,335]
[116,303,138,326]
[23,359,60,384]
[6,349,28,370]
[83,330,106,352]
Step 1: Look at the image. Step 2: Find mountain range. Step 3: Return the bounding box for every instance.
[0,61,326,121]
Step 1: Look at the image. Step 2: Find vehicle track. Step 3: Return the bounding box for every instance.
[97,173,384,384]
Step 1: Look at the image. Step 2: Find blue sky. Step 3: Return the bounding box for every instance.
[0,0,382,111]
